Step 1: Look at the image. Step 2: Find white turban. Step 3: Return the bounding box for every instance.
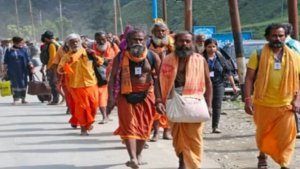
[64,33,81,47]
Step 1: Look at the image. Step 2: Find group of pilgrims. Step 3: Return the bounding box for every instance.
[1,20,300,169]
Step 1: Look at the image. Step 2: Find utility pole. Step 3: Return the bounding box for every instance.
[184,0,192,32]
[288,0,299,40]
[116,0,123,33]
[228,0,246,98]
[59,0,64,39]
[113,0,118,35]
[29,0,36,41]
[152,0,158,20]
[14,0,20,35]
[39,10,43,26]
[162,0,167,23]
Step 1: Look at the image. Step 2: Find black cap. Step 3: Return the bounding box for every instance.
[43,31,54,39]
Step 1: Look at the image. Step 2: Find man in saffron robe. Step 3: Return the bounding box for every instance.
[244,23,300,169]
[148,19,174,141]
[107,28,161,169]
[157,31,212,169]
[57,33,104,136]
[54,42,77,127]
[91,31,120,124]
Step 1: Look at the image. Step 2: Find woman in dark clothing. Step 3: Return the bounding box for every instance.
[203,38,238,133]
[4,36,34,104]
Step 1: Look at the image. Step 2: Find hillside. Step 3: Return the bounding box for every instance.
[0,0,298,40]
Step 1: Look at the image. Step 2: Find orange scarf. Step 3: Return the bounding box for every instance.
[121,48,148,94]
[160,52,206,103]
[63,48,87,74]
[254,45,299,100]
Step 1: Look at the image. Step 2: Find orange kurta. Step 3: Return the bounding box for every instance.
[160,52,207,169]
[113,83,156,140]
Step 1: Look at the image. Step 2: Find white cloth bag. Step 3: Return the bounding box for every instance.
[166,89,210,123]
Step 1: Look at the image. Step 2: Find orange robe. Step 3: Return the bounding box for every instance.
[254,105,297,167]
[160,52,206,169]
[93,42,120,107]
[57,48,103,128]
[113,49,156,140]
[113,84,156,140]
[250,45,299,167]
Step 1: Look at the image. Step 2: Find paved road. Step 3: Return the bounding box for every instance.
[0,95,221,169]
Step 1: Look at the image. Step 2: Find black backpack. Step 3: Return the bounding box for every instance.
[218,48,237,75]
[40,42,60,65]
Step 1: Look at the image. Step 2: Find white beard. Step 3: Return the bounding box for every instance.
[152,36,169,47]
[195,44,204,53]
[70,45,82,52]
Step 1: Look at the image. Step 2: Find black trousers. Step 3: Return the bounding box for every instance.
[46,69,59,103]
[212,85,224,129]
[296,113,300,133]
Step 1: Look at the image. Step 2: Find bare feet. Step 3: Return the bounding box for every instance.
[47,102,59,105]
[296,132,300,139]
[87,125,94,131]
[98,119,108,124]
[125,160,139,169]
[163,129,172,140]
[143,143,149,149]
[66,108,70,114]
[71,124,77,129]
[150,134,158,142]
[179,153,186,169]
[59,97,65,105]
[137,155,147,165]
[80,127,89,136]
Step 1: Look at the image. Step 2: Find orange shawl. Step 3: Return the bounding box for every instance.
[63,48,87,74]
[160,52,206,103]
[254,45,299,100]
[121,48,148,94]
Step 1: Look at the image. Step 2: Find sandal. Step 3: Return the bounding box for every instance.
[125,160,139,169]
[257,155,268,169]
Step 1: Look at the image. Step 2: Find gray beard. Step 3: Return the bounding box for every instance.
[96,43,107,52]
[269,41,284,48]
[152,36,169,46]
[129,44,145,57]
[175,47,194,58]
[195,44,204,53]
